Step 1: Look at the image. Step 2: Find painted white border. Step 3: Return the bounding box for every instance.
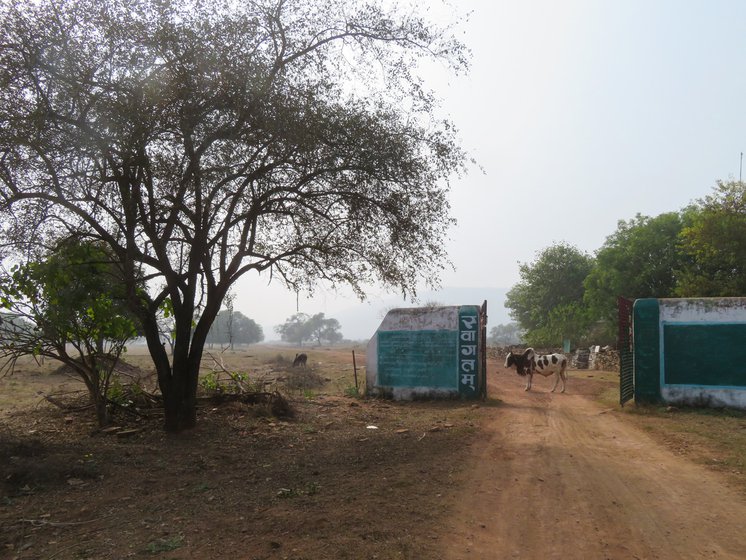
[658,298,746,408]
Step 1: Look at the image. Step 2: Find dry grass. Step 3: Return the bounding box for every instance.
[579,368,746,493]
[0,344,483,560]
[4,348,746,559]
[539,365,746,493]
[622,403,746,487]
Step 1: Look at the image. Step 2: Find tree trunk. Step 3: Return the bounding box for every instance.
[160,340,204,433]
[143,287,221,433]
[95,396,111,428]
[136,307,195,432]
[162,377,197,433]
[157,351,199,433]
[78,363,111,428]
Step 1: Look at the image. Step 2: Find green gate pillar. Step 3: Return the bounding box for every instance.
[633,298,662,404]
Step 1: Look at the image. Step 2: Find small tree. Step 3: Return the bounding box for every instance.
[307,313,343,346]
[489,323,523,346]
[276,312,343,346]
[207,309,264,349]
[275,313,312,346]
[0,239,139,426]
[505,243,594,346]
[583,212,685,340]
[677,180,746,296]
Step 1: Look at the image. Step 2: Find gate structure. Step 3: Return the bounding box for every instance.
[632,298,746,409]
[365,302,488,400]
[618,297,634,406]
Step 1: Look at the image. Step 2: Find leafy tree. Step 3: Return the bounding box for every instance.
[0,239,139,426]
[677,180,746,296]
[275,313,312,346]
[584,212,686,340]
[489,322,523,346]
[207,309,264,349]
[0,0,468,432]
[538,301,594,347]
[505,243,594,346]
[307,313,343,346]
[276,312,343,346]
[233,314,264,346]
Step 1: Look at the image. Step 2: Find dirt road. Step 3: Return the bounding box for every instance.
[441,364,746,560]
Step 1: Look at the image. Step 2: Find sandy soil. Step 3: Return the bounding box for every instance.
[442,365,746,559]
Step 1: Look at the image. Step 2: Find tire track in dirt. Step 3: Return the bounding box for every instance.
[440,365,746,559]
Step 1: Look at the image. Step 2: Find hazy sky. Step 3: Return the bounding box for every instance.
[236,0,746,340]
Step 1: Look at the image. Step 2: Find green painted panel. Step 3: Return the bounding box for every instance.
[633,299,661,403]
[663,324,746,386]
[377,330,458,389]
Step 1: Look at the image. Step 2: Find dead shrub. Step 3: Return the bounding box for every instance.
[284,369,326,392]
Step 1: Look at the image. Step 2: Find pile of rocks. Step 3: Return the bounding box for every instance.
[572,348,590,369]
[592,349,620,371]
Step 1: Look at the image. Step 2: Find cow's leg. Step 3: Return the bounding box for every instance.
[550,372,560,392]
[560,369,567,393]
[525,373,532,391]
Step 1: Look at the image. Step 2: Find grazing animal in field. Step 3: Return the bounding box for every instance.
[292,353,308,368]
[504,347,568,392]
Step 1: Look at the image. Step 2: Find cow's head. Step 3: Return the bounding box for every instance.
[505,351,530,376]
[504,353,515,369]
[505,348,536,376]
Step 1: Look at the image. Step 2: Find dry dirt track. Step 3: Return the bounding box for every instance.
[440,364,746,560]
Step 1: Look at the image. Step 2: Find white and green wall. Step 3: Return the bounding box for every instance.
[366,305,485,400]
[634,298,746,409]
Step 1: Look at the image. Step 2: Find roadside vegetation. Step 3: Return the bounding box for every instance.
[620,403,746,491]
[571,367,746,493]
[505,180,746,348]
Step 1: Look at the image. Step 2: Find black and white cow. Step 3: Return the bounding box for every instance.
[504,347,568,393]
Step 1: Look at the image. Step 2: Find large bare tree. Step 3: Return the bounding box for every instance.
[0,0,468,432]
